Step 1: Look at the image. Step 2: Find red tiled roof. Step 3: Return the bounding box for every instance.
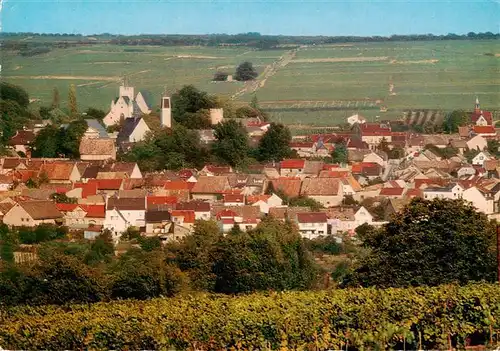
[164,180,192,190]
[296,212,327,223]
[171,210,195,223]
[379,187,405,196]
[74,182,98,198]
[360,123,391,136]
[280,159,305,169]
[56,203,79,212]
[351,162,381,174]
[414,178,448,189]
[8,130,35,146]
[81,204,105,218]
[223,194,244,203]
[175,200,211,212]
[147,196,178,206]
[271,177,302,198]
[471,110,493,125]
[87,179,123,191]
[319,170,349,178]
[216,209,239,219]
[40,163,75,181]
[221,218,235,225]
[322,164,341,170]
[473,125,496,134]
[246,195,271,204]
[405,188,423,198]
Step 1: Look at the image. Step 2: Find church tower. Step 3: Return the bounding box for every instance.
[161,95,172,128]
[475,97,481,114]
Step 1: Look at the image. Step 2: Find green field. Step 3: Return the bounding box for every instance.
[3,40,499,126]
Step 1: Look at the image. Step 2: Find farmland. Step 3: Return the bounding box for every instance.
[2,39,499,127]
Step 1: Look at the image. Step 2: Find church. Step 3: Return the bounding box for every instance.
[103,84,152,127]
[470,97,493,126]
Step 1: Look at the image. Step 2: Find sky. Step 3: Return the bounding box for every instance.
[2,0,499,36]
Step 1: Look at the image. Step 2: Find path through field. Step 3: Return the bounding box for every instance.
[231,48,297,100]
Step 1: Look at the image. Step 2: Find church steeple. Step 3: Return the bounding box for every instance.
[475,96,480,113]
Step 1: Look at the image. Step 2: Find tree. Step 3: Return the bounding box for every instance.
[32,125,60,158]
[50,193,77,204]
[51,87,60,109]
[234,62,258,81]
[289,196,324,211]
[343,198,497,288]
[213,71,228,81]
[250,94,259,109]
[171,85,217,128]
[110,249,185,300]
[68,84,78,117]
[0,82,29,108]
[388,147,405,159]
[342,195,359,206]
[331,142,348,164]
[257,123,292,162]
[84,107,106,120]
[84,230,114,265]
[487,139,500,157]
[443,110,469,133]
[212,218,319,293]
[59,119,87,158]
[377,137,390,153]
[212,119,249,167]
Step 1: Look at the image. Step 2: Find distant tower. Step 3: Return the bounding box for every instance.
[209,108,224,125]
[161,95,172,128]
[119,76,134,100]
[475,96,481,113]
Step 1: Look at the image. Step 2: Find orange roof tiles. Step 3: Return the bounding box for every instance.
[40,163,75,180]
[280,159,306,169]
[223,194,244,203]
[147,196,178,206]
[171,210,195,223]
[271,177,302,198]
[87,179,123,191]
[473,125,496,134]
[246,195,271,204]
[379,187,405,196]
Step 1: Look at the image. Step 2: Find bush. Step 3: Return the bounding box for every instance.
[0,284,498,350]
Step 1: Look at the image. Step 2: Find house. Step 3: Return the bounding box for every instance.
[1,158,27,174]
[3,200,62,227]
[300,178,343,207]
[462,186,494,214]
[56,203,106,228]
[0,175,14,192]
[117,117,151,145]
[423,183,464,200]
[83,119,109,139]
[472,125,496,138]
[326,206,374,235]
[144,210,172,237]
[87,179,124,195]
[246,194,283,214]
[146,196,178,210]
[289,142,315,157]
[39,162,81,184]
[175,200,211,220]
[104,197,146,239]
[163,180,192,202]
[8,130,35,155]
[449,139,468,154]
[379,187,406,198]
[79,138,116,161]
[223,194,244,206]
[347,113,366,126]
[199,165,233,176]
[295,212,328,239]
[101,162,142,179]
[191,176,231,202]
[470,97,493,126]
[363,151,388,167]
[280,159,306,177]
[359,123,392,150]
[270,177,302,198]
[170,210,196,235]
[466,135,488,151]
[472,151,494,167]
[351,162,383,179]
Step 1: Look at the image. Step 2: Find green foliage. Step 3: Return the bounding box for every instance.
[212,71,228,81]
[138,236,162,252]
[123,125,211,171]
[235,61,258,81]
[120,227,141,241]
[235,105,260,119]
[344,198,497,288]
[1,284,499,350]
[18,225,68,245]
[212,119,249,167]
[487,139,500,157]
[84,107,106,120]
[464,148,481,163]
[304,235,343,255]
[377,137,390,153]
[288,196,324,211]
[51,87,60,109]
[68,84,78,117]
[32,125,60,158]
[443,110,469,133]
[50,192,77,204]
[257,122,292,162]
[388,147,405,159]
[171,85,217,129]
[331,142,348,164]
[110,249,185,300]
[0,82,29,108]
[0,100,29,142]
[342,194,359,206]
[32,119,87,158]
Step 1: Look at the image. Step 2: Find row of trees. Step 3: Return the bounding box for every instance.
[0,218,319,305]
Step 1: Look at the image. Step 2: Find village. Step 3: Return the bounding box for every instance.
[1,82,498,248]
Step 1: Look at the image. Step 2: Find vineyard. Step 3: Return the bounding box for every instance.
[1,283,499,350]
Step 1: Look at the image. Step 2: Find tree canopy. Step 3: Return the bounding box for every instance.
[257,123,292,162]
[212,119,249,167]
[443,110,469,133]
[343,198,497,288]
[0,82,29,108]
[234,62,258,81]
[171,85,217,129]
[331,142,348,164]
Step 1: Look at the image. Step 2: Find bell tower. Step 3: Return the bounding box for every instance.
[475,97,481,114]
[161,87,172,129]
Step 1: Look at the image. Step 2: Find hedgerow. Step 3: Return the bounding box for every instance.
[1,283,499,350]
